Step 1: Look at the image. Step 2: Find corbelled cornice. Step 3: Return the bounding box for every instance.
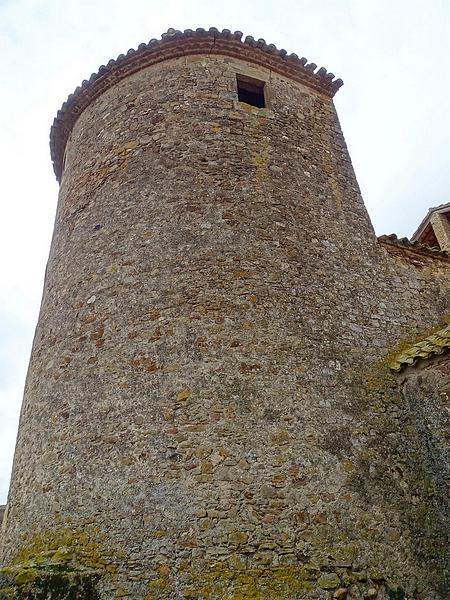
[50,27,343,182]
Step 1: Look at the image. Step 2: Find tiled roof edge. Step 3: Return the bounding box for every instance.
[389,324,450,372]
[50,27,343,182]
[378,233,450,260]
[411,201,450,241]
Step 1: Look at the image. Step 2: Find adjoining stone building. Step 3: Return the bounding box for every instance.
[0,28,449,600]
[411,202,450,251]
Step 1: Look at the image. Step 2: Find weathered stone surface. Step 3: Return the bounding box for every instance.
[1,29,449,600]
[318,572,340,589]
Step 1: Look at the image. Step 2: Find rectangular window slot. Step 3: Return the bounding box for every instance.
[236,75,266,108]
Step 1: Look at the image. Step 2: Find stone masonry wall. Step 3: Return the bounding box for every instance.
[2,52,450,599]
[401,354,450,594]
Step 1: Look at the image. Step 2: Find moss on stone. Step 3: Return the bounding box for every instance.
[179,563,335,599]
[0,525,117,599]
[0,568,100,600]
[387,588,406,600]
[10,525,117,574]
[366,315,450,391]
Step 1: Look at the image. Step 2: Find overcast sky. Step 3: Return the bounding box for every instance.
[1,0,449,503]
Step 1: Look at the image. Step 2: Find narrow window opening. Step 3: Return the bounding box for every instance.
[236,75,266,108]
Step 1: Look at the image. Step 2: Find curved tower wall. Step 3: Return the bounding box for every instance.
[2,38,447,599]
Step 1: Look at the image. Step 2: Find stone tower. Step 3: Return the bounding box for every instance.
[1,28,450,600]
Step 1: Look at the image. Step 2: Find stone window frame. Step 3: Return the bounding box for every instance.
[232,64,272,112]
[236,73,267,108]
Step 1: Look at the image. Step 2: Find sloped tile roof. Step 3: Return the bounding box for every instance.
[378,234,450,259]
[389,324,450,372]
[411,201,450,242]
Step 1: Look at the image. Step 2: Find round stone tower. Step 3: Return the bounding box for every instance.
[1,28,447,600]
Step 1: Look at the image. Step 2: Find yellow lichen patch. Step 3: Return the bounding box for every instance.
[238,102,268,116]
[181,563,316,600]
[153,529,168,539]
[389,323,450,372]
[12,568,38,586]
[11,525,118,575]
[270,430,290,445]
[342,459,355,473]
[252,143,270,185]
[156,564,170,578]
[148,577,168,591]
[115,588,132,597]
[364,319,450,391]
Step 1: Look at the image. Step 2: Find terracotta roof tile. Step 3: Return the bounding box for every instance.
[389,324,450,372]
[411,201,450,242]
[378,233,450,259]
[50,27,343,182]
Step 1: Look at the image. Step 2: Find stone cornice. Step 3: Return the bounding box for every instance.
[50,27,343,182]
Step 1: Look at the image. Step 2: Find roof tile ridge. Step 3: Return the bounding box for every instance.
[50,27,343,182]
[389,323,450,372]
[377,233,450,259]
